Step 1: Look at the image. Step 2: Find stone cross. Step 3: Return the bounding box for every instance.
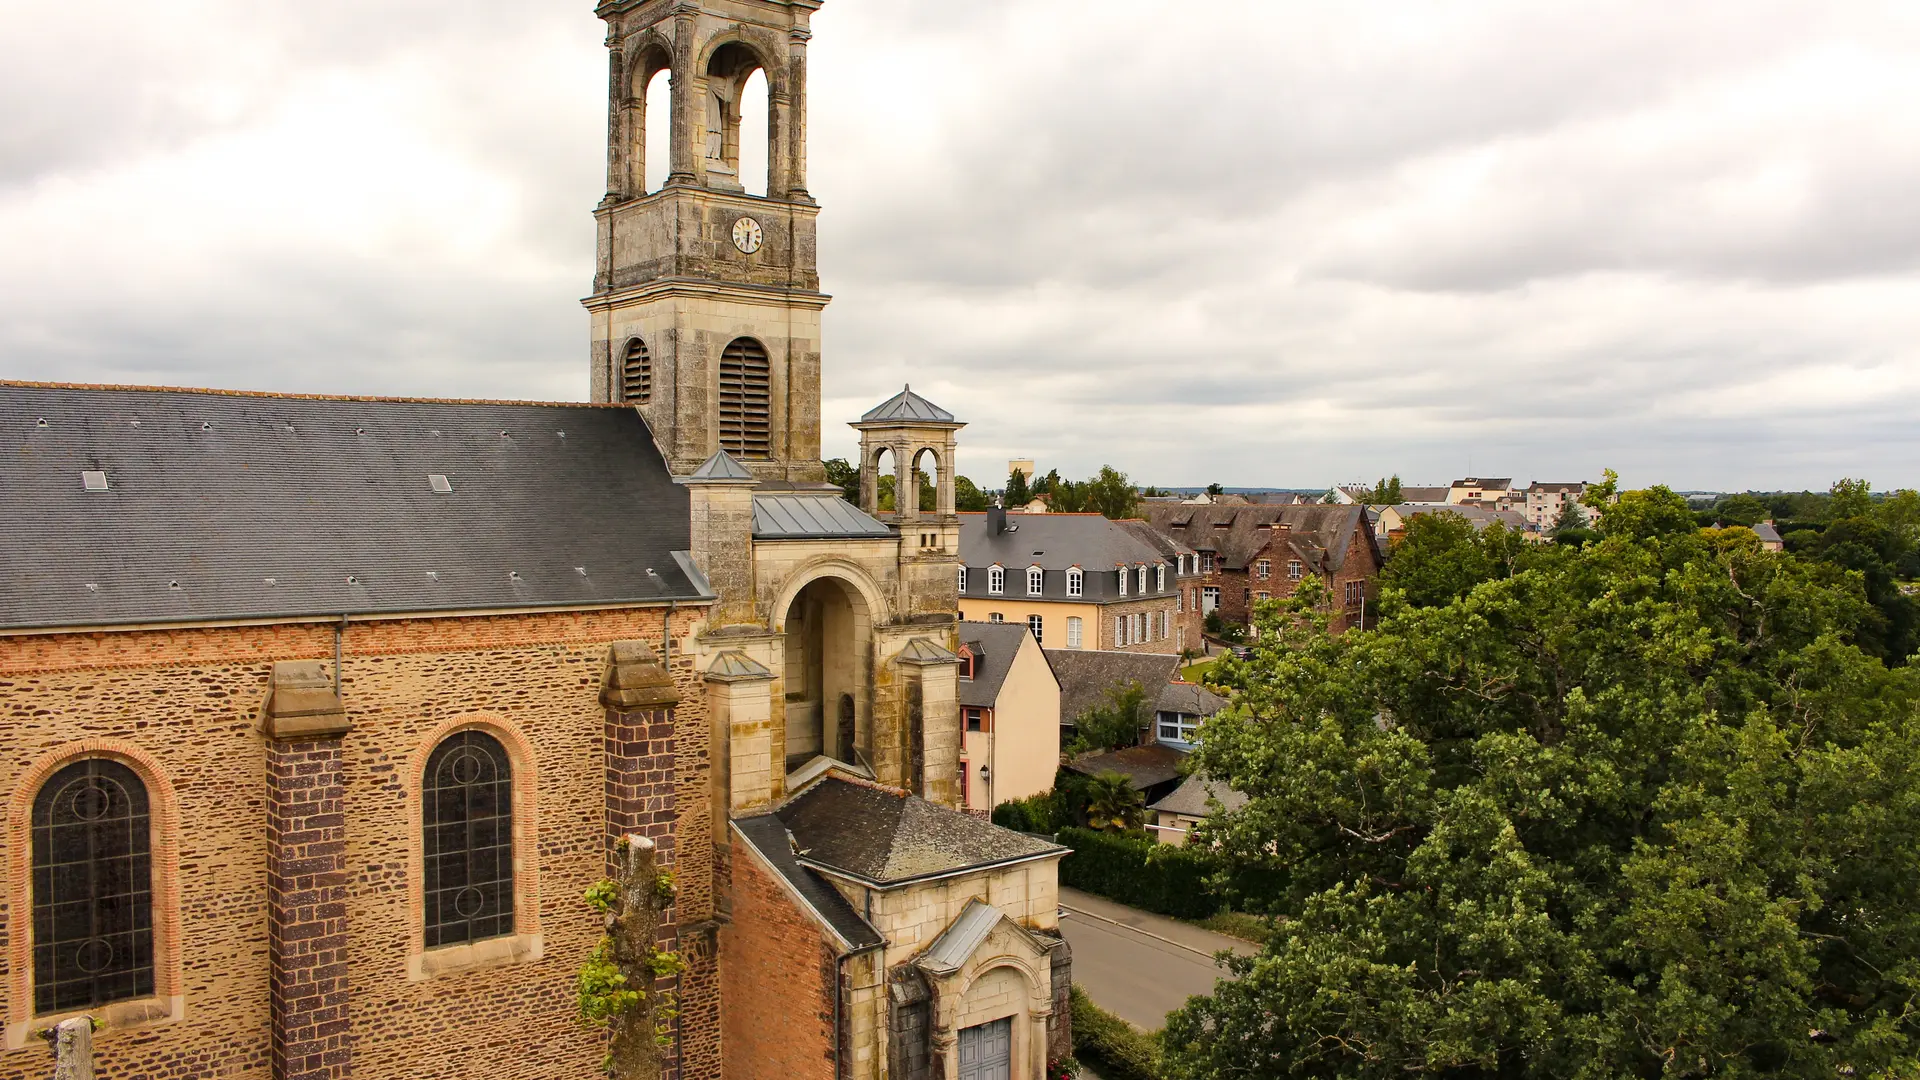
[51,1017,92,1080]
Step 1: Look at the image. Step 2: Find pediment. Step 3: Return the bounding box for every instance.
[916,899,1051,979]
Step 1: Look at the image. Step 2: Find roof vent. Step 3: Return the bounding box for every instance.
[508,570,523,582]
[282,423,295,434]
[575,567,587,576]
[264,577,278,586]
[346,575,359,585]
[429,429,442,437]
[81,470,109,492]
[129,419,141,428]
[355,427,366,436]
[84,583,98,593]
[428,474,453,494]
[200,421,212,432]
[168,580,181,590]
[35,417,48,428]
[426,571,440,582]
[499,431,511,438]
[556,431,567,439]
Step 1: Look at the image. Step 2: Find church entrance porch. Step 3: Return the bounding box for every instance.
[959,1017,1013,1080]
[780,576,870,776]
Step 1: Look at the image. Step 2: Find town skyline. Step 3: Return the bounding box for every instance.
[4,0,1918,491]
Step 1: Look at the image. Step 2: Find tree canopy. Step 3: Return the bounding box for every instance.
[1166,491,1920,1080]
[1005,467,1032,507]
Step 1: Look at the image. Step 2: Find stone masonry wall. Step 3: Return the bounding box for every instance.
[719,846,836,1080]
[266,737,352,1080]
[0,606,713,1080]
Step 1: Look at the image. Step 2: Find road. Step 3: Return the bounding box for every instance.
[1056,886,1258,1031]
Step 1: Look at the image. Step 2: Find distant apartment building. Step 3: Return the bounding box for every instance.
[958,509,1185,653]
[1448,477,1519,510]
[1524,481,1596,533]
[1143,503,1382,634]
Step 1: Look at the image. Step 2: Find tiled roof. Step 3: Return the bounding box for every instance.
[775,776,1062,888]
[958,620,1039,708]
[1144,503,1374,573]
[1065,743,1188,791]
[752,493,893,539]
[859,385,956,424]
[1148,773,1248,818]
[1044,649,1180,725]
[732,814,883,951]
[1155,681,1227,719]
[0,383,707,630]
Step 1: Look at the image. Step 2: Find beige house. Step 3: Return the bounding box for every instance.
[957,622,1062,812]
[1447,477,1519,510]
[958,510,1182,653]
[1147,775,1248,847]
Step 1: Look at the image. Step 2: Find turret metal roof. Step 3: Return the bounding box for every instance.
[858,384,956,424]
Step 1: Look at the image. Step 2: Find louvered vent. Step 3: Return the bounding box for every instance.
[718,337,772,459]
[621,337,652,403]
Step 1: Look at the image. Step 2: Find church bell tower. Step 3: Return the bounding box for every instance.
[586,0,827,482]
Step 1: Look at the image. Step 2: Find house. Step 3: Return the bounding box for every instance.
[1115,518,1204,653]
[1524,481,1595,533]
[1044,649,1182,736]
[1146,775,1248,847]
[1330,484,1450,505]
[0,1,1075,1077]
[1448,477,1518,510]
[1751,521,1786,552]
[1151,681,1229,750]
[1063,745,1189,807]
[1143,503,1382,634]
[1376,502,1529,545]
[957,621,1062,813]
[959,509,1183,654]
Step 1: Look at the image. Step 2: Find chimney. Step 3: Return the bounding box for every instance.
[987,505,1007,536]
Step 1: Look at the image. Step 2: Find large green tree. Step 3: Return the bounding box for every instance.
[1166,511,1920,1080]
[1005,467,1032,507]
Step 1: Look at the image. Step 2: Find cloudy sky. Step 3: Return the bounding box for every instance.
[4,1,1919,491]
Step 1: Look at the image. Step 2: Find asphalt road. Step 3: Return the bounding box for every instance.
[1056,887,1256,1031]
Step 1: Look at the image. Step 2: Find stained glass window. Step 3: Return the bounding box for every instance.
[423,731,514,947]
[32,759,154,1013]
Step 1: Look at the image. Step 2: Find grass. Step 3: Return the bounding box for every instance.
[1186,910,1277,946]
[1070,984,1162,1080]
[1179,658,1215,683]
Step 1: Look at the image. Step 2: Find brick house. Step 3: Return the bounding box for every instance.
[1144,504,1382,634]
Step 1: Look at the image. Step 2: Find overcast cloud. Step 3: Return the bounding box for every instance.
[3,0,1918,491]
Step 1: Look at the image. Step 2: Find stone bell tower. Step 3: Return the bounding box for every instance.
[586,0,827,483]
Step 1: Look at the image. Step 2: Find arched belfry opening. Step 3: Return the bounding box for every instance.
[640,65,672,194]
[781,576,871,775]
[703,42,771,194]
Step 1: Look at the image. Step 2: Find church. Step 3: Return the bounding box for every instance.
[0,2,1070,1079]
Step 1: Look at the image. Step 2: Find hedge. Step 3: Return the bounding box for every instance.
[1070,984,1162,1080]
[1057,827,1222,921]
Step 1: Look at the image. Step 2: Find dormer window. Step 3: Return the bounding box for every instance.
[959,647,976,680]
[957,566,967,592]
[1026,565,1044,597]
[1137,566,1148,593]
[1156,564,1166,591]
[1066,568,1083,597]
[988,566,1005,595]
[1116,568,1127,597]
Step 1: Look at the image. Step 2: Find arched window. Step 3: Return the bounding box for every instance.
[1066,568,1083,597]
[1026,566,1044,597]
[987,566,1005,595]
[622,337,652,404]
[32,759,154,1013]
[718,337,772,459]
[423,731,514,948]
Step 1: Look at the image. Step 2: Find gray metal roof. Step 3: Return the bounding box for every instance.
[777,776,1063,888]
[859,384,956,424]
[732,814,883,952]
[918,898,1047,975]
[0,383,708,630]
[752,493,893,539]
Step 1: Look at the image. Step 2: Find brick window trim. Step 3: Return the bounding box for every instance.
[6,739,186,1048]
[404,714,544,982]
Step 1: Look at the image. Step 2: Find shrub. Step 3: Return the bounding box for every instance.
[1057,827,1222,921]
[991,791,1063,834]
[1070,984,1162,1080]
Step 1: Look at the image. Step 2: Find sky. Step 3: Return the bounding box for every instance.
[4,1,1920,492]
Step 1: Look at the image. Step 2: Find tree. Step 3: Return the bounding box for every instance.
[1081,771,1145,833]
[1085,465,1140,521]
[1071,681,1151,754]
[1379,512,1515,609]
[1162,515,1920,1080]
[1596,483,1697,541]
[1207,483,1225,497]
[1005,467,1031,507]
[1033,469,1061,496]
[1550,498,1588,534]
[1714,492,1770,527]
[1830,477,1874,521]
[823,458,859,503]
[954,475,990,512]
[1365,475,1404,504]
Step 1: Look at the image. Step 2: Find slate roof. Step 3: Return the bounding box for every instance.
[1751,521,1783,544]
[1451,477,1513,490]
[1399,486,1452,503]
[1044,649,1180,725]
[1387,503,1527,533]
[1065,744,1188,791]
[0,383,708,630]
[859,385,956,424]
[752,493,893,539]
[958,620,1035,709]
[959,512,1175,604]
[1155,681,1228,719]
[1526,481,1588,495]
[1116,518,1195,561]
[1148,773,1248,818]
[732,814,883,951]
[775,776,1063,888]
[1145,503,1374,574]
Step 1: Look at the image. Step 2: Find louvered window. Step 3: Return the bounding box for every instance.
[718,338,772,459]
[621,338,652,404]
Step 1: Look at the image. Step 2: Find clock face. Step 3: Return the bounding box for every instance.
[731,217,763,254]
